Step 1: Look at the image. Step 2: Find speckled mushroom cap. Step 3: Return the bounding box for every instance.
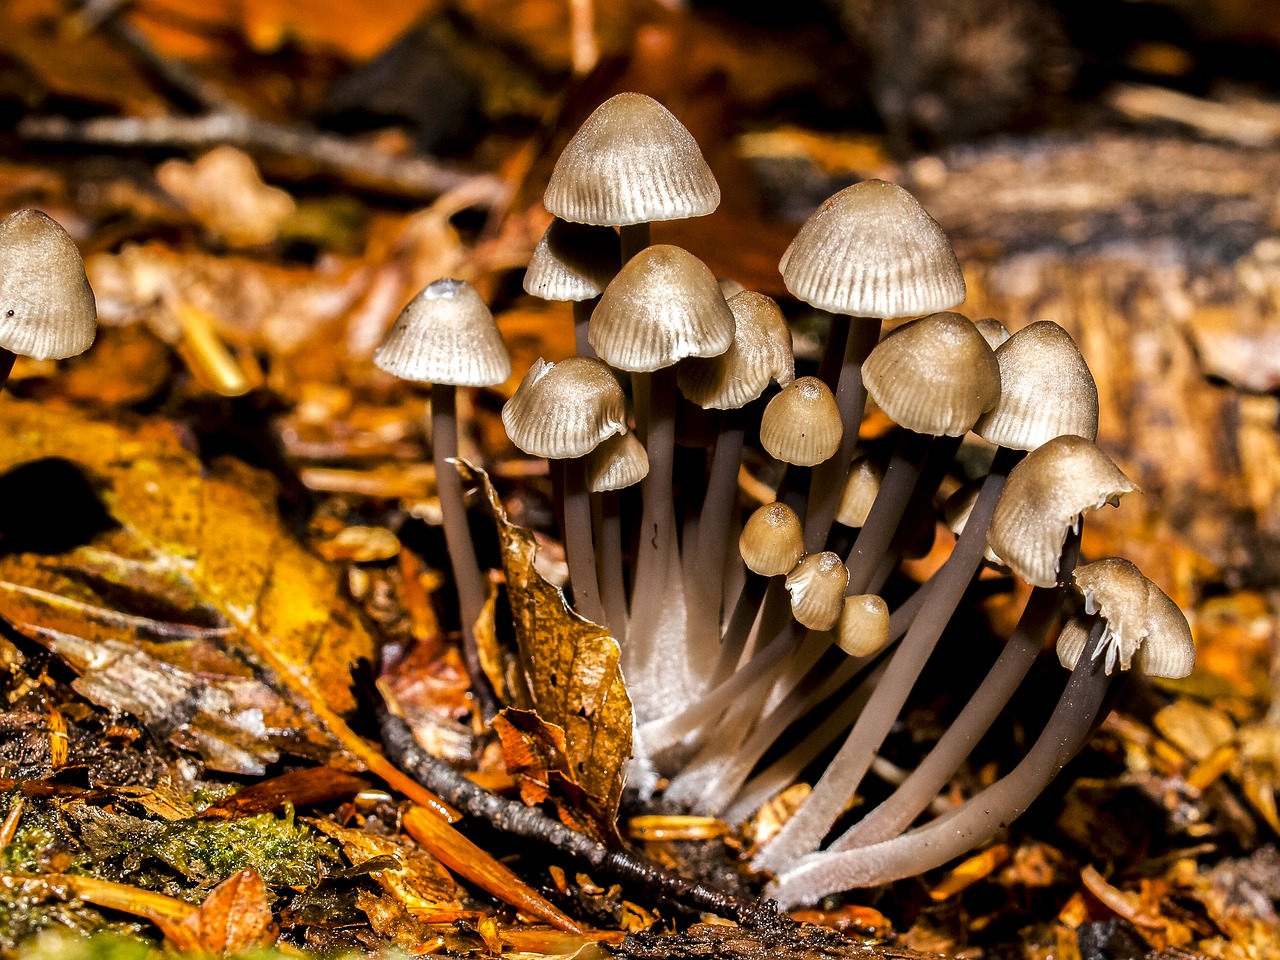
[861,311,1001,436]
[740,502,804,577]
[974,321,1099,450]
[760,376,843,466]
[587,429,649,491]
[836,594,891,657]
[0,209,97,360]
[678,291,794,409]
[988,435,1138,588]
[544,92,720,226]
[375,278,511,386]
[785,552,849,631]
[502,356,627,458]
[523,219,621,302]
[588,244,734,371]
[779,179,965,319]
[1056,558,1194,678]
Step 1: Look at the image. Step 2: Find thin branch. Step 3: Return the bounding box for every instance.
[379,711,776,925]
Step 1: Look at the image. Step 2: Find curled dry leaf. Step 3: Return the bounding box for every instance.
[157,147,297,248]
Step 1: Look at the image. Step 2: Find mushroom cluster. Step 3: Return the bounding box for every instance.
[373,92,1195,908]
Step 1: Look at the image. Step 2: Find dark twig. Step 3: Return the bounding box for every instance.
[17,113,510,205]
[380,711,774,925]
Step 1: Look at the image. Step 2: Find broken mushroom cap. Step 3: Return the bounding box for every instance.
[544,92,721,226]
[374,278,511,386]
[677,290,795,409]
[779,179,965,319]
[988,435,1138,588]
[1055,557,1195,678]
[0,209,97,360]
[740,501,805,576]
[760,376,844,466]
[974,320,1099,450]
[784,552,849,631]
[523,218,621,302]
[836,594,891,657]
[501,356,627,458]
[861,311,1001,436]
[588,244,734,371]
[587,429,649,491]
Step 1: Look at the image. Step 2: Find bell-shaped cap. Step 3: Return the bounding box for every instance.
[784,552,849,631]
[779,179,965,319]
[974,317,1011,349]
[502,356,627,458]
[760,376,843,466]
[375,278,511,386]
[678,291,794,409]
[740,502,804,577]
[0,209,97,360]
[523,218,620,302]
[836,594,891,657]
[589,244,734,371]
[587,430,649,491]
[544,92,720,227]
[835,455,882,528]
[1056,558,1194,678]
[974,320,1099,450]
[988,435,1138,588]
[862,311,1000,436]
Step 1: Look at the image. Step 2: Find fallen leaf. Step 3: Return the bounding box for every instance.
[165,868,277,956]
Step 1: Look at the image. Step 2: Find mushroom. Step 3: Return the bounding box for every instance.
[523,218,620,358]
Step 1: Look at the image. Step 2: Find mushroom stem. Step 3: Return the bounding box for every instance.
[620,222,651,264]
[552,458,605,625]
[628,366,677,648]
[765,621,1115,903]
[595,490,628,639]
[833,530,1081,849]
[844,430,932,594]
[430,385,494,716]
[754,446,1020,875]
[804,316,880,551]
[684,410,746,648]
[572,299,598,360]
[711,572,770,683]
[0,348,14,394]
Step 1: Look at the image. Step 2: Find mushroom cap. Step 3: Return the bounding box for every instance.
[374,278,511,386]
[1056,558,1194,678]
[760,376,844,466]
[677,290,795,409]
[835,455,882,528]
[0,209,97,360]
[587,429,649,491]
[588,244,734,371]
[740,501,804,577]
[784,552,849,631]
[779,179,965,319]
[861,311,1001,436]
[544,92,720,226]
[836,594,891,657]
[523,218,620,302]
[974,320,1099,450]
[988,435,1139,588]
[502,356,627,458]
[973,317,1011,349]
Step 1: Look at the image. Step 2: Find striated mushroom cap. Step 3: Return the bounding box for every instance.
[740,502,804,577]
[760,376,843,466]
[988,435,1138,588]
[523,218,621,302]
[0,209,97,360]
[502,356,627,458]
[587,429,649,491]
[589,244,734,371]
[678,290,794,409]
[779,179,965,319]
[544,92,720,226]
[836,594,891,657]
[785,552,849,631]
[1056,558,1195,678]
[861,311,1000,436]
[375,278,511,386]
[974,320,1099,450]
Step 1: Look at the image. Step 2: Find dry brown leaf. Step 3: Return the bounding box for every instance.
[166,868,277,956]
[467,463,632,845]
[157,147,297,248]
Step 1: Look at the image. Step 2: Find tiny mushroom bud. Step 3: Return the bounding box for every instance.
[785,552,850,631]
[973,317,1011,349]
[760,376,843,466]
[0,209,97,366]
[1056,558,1195,678]
[587,430,649,492]
[501,356,627,458]
[740,502,805,576]
[861,311,1001,437]
[836,594,891,657]
[678,291,794,409]
[835,455,883,528]
[988,435,1138,588]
